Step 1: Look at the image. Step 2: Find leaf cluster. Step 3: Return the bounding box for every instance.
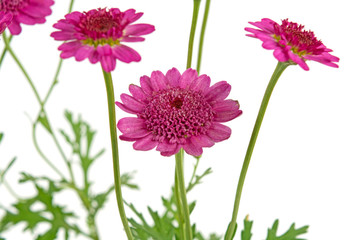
[241,216,309,240]
[127,157,220,240]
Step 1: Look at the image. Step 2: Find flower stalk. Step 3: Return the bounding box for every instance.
[225,61,290,240]
[175,148,192,240]
[196,0,211,73]
[102,70,133,240]
[187,0,201,69]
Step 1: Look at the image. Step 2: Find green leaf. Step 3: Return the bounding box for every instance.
[266,219,309,240]
[241,215,253,240]
[37,114,52,134]
[0,173,80,238]
[0,132,3,143]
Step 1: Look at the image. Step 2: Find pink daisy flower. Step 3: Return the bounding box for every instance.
[0,11,12,34]
[245,18,339,70]
[51,8,155,72]
[116,68,242,157]
[0,0,54,35]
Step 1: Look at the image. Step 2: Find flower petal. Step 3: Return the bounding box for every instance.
[133,134,157,151]
[113,45,141,63]
[150,71,168,91]
[166,68,181,87]
[182,139,203,156]
[140,75,153,95]
[213,100,243,122]
[117,117,146,134]
[206,123,231,142]
[124,23,155,36]
[129,84,149,102]
[205,81,231,103]
[120,93,145,113]
[190,74,211,93]
[179,68,198,89]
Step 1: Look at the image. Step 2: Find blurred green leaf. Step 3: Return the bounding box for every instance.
[241,215,253,240]
[266,219,308,240]
[0,173,80,239]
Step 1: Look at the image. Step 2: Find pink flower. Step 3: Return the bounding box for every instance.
[116,68,242,157]
[245,18,339,70]
[0,12,12,34]
[51,8,155,72]
[0,0,54,35]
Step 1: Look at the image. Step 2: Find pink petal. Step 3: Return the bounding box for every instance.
[182,139,203,156]
[129,84,149,102]
[113,45,141,63]
[133,134,157,151]
[122,9,143,24]
[8,20,22,35]
[262,40,277,50]
[213,100,243,122]
[150,71,168,91]
[117,117,146,134]
[121,36,145,42]
[75,45,93,61]
[205,81,231,103]
[97,45,116,72]
[206,123,231,142]
[273,48,289,62]
[120,93,145,113]
[51,31,75,40]
[156,141,179,155]
[190,74,211,92]
[166,68,181,87]
[124,24,155,36]
[140,75,153,95]
[288,51,309,71]
[179,68,198,89]
[190,135,214,148]
[115,102,139,114]
[160,144,181,156]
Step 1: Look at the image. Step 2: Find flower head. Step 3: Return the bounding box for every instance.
[245,18,339,70]
[51,8,155,72]
[116,68,242,157]
[0,0,54,35]
[0,11,12,34]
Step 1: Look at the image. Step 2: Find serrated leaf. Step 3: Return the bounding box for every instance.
[266,219,309,240]
[241,215,253,240]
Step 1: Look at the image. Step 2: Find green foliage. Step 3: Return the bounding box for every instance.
[127,157,221,240]
[266,219,309,240]
[241,216,253,240]
[0,174,80,239]
[238,216,308,240]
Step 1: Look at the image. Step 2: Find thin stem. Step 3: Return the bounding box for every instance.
[225,61,290,240]
[2,32,42,104]
[3,180,21,200]
[186,0,201,69]
[175,148,192,240]
[102,69,133,240]
[0,35,12,69]
[32,123,66,179]
[174,169,185,240]
[196,0,211,73]
[186,156,200,192]
[68,0,75,12]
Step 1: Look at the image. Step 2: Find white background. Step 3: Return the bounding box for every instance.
[1,0,359,239]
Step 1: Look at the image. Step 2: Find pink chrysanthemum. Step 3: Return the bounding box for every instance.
[0,0,54,35]
[0,11,12,34]
[116,68,242,157]
[245,18,339,70]
[51,8,155,72]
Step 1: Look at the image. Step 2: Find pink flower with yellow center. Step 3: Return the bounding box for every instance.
[0,0,54,35]
[245,18,339,70]
[116,68,242,157]
[0,11,12,34]
[51,8,155,72]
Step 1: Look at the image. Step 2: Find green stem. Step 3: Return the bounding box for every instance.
[2,32,42,104]
[225,61,290,240]
[102,69,133,240]
[32,123,66,179]
[175,148,192,240]
[186,156,200,192]
[187,0,201,69]
[0,35,12,69]
[196,0,211,73]
[174,169,185,240]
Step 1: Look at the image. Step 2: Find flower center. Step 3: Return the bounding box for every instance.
[140,87,215,144]
[0,0,27,12]
[79,8,124,46]
[274,19,323,55]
